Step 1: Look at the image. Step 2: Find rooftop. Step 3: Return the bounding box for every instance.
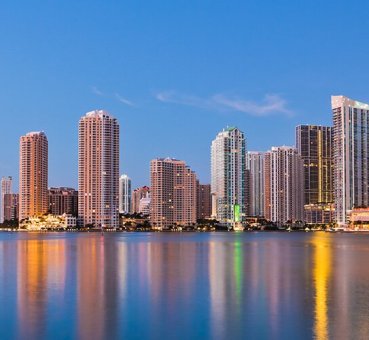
[85,110,115,119]
[331,95,369,110]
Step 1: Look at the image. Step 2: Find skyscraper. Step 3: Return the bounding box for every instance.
[332,96,369,226]
[211,127,246,227]
[3,194,19,222]
[247,152,265,217]
[1,176,13,223]
[150,158,197,229]
[119,174,131,214]
[264,146,304,223]
[132,186,150,213]
[78,110,119,228]
[296,125,333,205]
[48,187,78,216]
[196,182,212,220]
[19,132,48,221]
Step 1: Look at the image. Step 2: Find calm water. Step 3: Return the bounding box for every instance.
[0,232,369,339]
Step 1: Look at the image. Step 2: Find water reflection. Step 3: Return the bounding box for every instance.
[0,233,368,339]
[312,233,331,340]
[17,238,66,339]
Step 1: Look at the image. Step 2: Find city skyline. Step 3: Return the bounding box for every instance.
[2,95,369,228]
[2,3,369,338]
[1,1,369,190]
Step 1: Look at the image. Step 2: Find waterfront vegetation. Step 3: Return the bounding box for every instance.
[0,215,349,232]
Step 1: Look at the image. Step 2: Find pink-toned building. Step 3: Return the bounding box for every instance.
[19,132,48,221]
[150,158,197,229]
[349,207,369,230]
[264,146,304,223]
[48,187,78,216]
[78,110,119,228]
[132,186,150,214]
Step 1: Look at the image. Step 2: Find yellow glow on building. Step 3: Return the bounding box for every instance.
[318,129,322,202]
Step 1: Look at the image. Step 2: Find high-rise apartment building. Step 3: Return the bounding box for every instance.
[78,110,119,228]
[4,193,19,221]
[196,182,211,220]
[132,186,150,213]
[48,187,78,216]
[211,127,246,227]
[1,176,13,223]
[296,125,333,205]
[332,96,369,226]
[138,196,151,216]
[247,152,265,217]
[119,174,131,214]
[150,158,197,229]
[264,146,304,223]
[19,132,48,221]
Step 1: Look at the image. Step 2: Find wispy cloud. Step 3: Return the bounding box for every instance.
[91,86,135,107]
[155,91,212,109]
[91,86,104,96]
[114,93,134,107]
[155,90,293,117]
[213,94,292,117]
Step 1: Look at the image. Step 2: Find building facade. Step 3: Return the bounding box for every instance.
[196,182,211,220]
[119,174,132,214]
[139,196,151,216]
[264,146,304,223]
[247,152,265,217]
[150,158,197,229]
[304,203,334,225]
[132,186,150,213]
[3,193,18,222]
[349,207,369,230]
[211,127,247,227]
[1,176,13,223]
[332,96,369,226]
[78,110,119,228]
[48,187,78,216]
[19,132,48,221]
[296,125,333,205]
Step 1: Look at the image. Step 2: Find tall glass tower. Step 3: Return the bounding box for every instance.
[211,127,246,228]
[119,174,132,214]
[296,125,333,205]
[332,96,369,226]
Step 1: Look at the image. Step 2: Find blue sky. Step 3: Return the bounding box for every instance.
[1,1,369,190]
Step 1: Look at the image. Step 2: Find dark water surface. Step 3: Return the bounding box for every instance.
[1,232,369,339]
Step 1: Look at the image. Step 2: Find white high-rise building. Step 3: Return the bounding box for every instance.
[264,146,304,223]
[247,152,265,217]
[1,176,13,223]
[332,96,369,226]
[211,127,247,227]
[78,110,119,228]
[119,174,131,214]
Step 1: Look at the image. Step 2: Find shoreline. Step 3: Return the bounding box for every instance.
[0,228,367,233]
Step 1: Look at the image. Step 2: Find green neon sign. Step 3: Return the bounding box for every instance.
[234,204,240,222]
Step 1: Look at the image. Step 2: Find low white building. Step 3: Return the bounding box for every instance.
[20,214,76,230]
